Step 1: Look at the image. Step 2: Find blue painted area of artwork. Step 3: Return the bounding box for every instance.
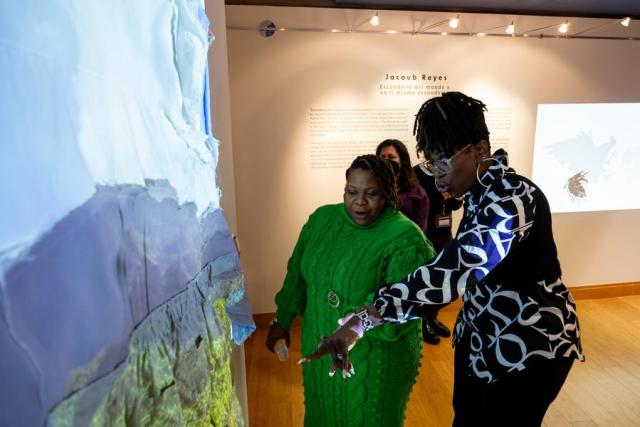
[227,289,257,344]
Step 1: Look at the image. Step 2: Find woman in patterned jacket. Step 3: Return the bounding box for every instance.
[302,92,584,427]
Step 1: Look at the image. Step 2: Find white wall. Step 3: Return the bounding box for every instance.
[226,6,640,314]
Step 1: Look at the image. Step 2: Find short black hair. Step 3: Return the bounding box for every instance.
[375,139,418,193]
[346,155,399,210]
[413,92,490,158]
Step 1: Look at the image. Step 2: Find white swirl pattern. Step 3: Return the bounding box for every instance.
[374,156,584,383]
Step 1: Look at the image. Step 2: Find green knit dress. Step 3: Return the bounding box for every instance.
[275,204,435,427]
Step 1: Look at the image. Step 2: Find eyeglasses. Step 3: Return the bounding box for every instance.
[423,144,472,176]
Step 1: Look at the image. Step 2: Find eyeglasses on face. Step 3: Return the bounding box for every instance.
[423,144,472,176]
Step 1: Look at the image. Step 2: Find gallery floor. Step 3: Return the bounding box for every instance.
[244,295,640,427]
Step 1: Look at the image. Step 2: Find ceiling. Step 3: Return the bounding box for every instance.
[226,1,640,19]
[337,0,640,19]
[226,2,640,40]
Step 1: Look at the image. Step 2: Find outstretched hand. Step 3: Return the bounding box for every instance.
[298,306,383,378]
[298,314,362,378]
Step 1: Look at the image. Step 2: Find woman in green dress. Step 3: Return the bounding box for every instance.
[265,155,435,426]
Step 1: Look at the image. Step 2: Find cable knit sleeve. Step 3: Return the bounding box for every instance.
[374,176,537,323]
[274,214,313,330]
[384,229,435,285]
[365,224,435,342]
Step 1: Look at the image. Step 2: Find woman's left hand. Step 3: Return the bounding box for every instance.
[298,314,363,378]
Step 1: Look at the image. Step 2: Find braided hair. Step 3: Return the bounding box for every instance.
[413,92,490,158]
[375,139,418,193]
[345,154,399,210]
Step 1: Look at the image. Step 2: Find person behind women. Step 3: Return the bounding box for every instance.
[376,139,430,237]
[376,139,443,345]
[266,155,434,426]
[413,159,463,344]
[413,163,463,253]
[302,93,585,427]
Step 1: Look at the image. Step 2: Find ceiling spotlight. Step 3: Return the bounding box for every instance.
[370,12,380,26]
[441,32,448,35]
[559,20,569,33]
[477,32,486,37]
[506,22,515,34]
[449,16,460,29]
[621,17,631,27]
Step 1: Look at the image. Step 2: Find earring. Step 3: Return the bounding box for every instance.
[476,156,503,188]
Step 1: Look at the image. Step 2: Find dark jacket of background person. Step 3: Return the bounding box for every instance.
[397,183,430,236]
[414,164,463,251]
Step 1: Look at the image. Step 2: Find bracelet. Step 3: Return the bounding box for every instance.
[338,308,382,338]
[355,308,373,331]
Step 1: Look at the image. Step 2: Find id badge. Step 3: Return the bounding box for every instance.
[435,213,452,228]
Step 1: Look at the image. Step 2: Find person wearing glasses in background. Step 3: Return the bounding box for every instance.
[301,92,585,427]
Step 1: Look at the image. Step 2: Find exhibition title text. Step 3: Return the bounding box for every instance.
[384,73,447,81]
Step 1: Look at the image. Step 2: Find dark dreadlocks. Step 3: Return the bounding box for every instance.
[413,92,490,158]
[375,139,418,193]
[346,154,399,211]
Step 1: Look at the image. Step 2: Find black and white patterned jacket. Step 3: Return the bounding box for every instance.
[373,154,584,382]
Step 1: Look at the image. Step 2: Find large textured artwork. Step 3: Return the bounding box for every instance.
[0,1,254,425]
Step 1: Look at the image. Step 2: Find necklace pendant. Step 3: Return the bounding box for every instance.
[327,290,340,308]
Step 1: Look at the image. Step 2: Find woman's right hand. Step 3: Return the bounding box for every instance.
[265,321,290,353]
